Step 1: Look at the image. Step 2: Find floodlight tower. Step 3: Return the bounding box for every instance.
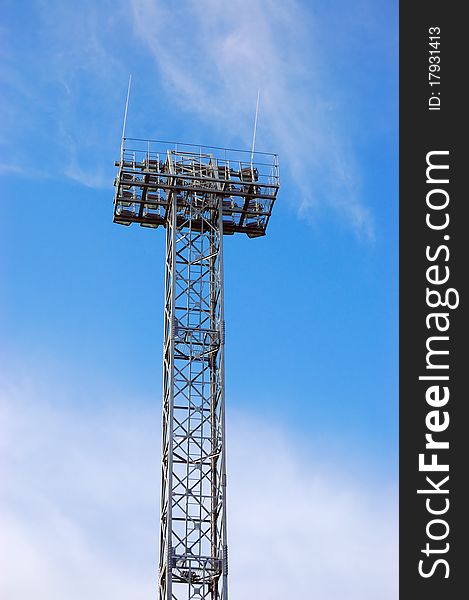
[113,135,279,600]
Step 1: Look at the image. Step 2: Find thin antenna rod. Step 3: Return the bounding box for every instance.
[250,89,260,163]
[121,74,132,150]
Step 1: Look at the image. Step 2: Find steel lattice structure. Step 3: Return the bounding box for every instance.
[113,138,279,600]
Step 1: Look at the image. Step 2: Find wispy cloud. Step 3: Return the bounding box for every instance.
[0,164,26,176]
[2,0,385,237]
[1,0,127,189]
[130,0,375,238]
[0,371,397,599]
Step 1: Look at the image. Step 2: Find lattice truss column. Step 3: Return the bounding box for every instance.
[159,187,228,600]
[113,139,279,600]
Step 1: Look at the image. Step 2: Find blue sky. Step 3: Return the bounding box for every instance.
[1,1,398,598]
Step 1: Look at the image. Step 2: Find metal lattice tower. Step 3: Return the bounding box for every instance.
[113,137,279,600]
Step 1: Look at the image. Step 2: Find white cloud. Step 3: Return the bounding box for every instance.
[0,164,26,175]
[0,372,397,599]
[130,0,374,238]
[227,417,398,599]
[0,0,127,189]
[2,0,385,238]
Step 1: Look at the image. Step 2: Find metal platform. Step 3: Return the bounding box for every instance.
[113,139,280,238]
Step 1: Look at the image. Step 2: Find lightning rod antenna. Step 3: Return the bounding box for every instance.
[121,74,132,153]
[250,89,260,164]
